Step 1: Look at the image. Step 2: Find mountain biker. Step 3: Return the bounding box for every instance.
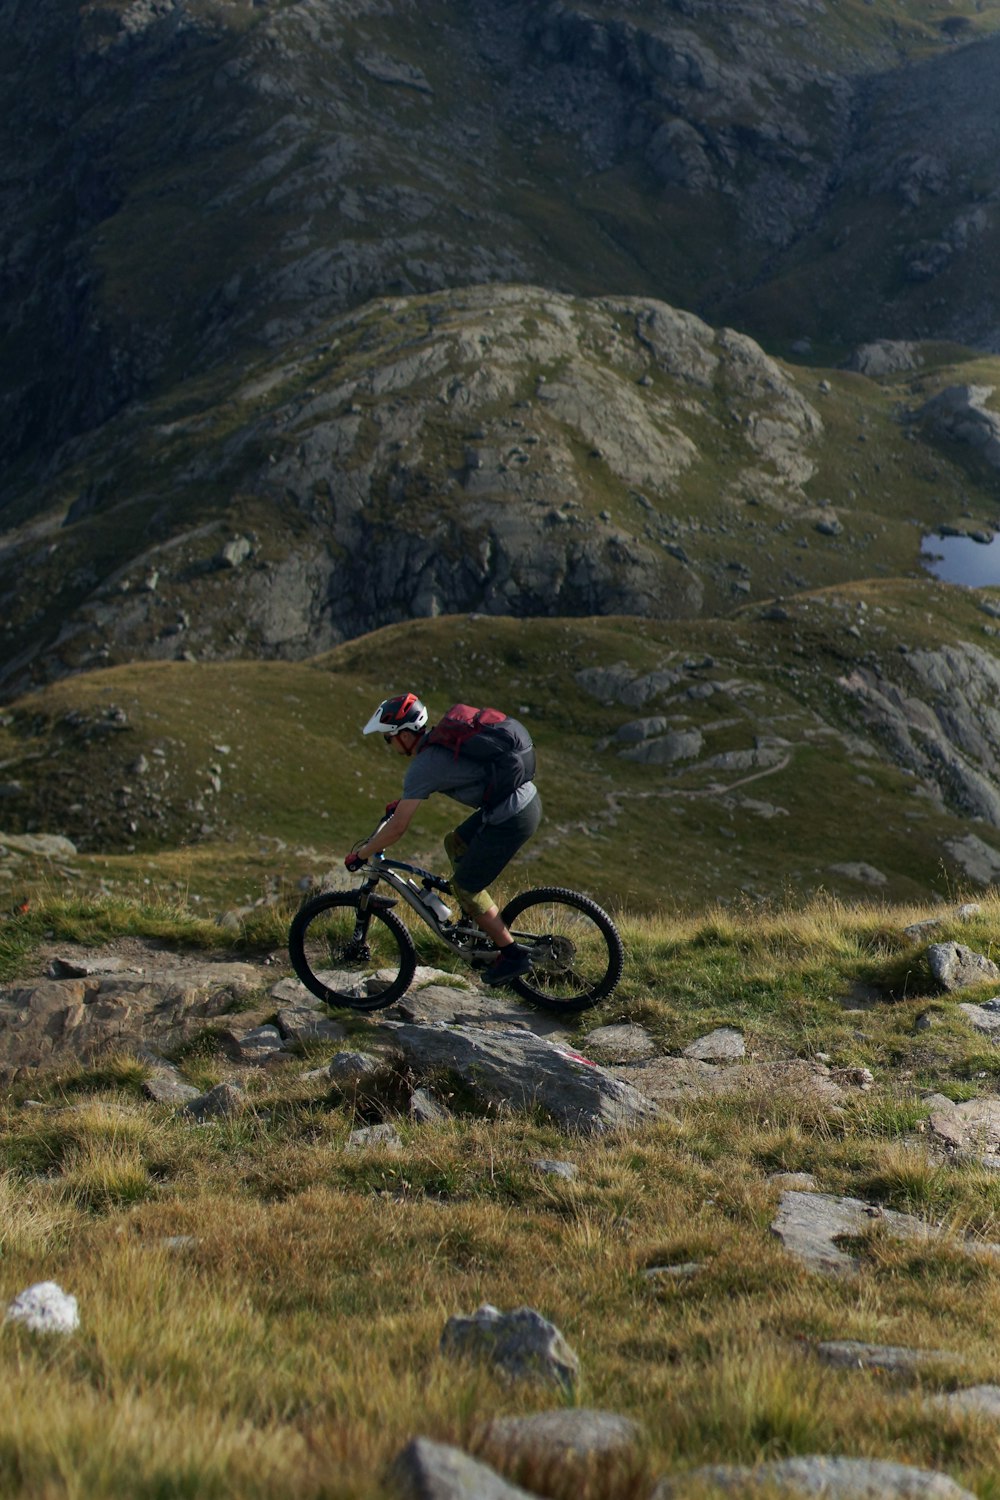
[345,693,542,986]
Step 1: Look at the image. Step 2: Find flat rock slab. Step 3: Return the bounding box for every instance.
[928,1095,1000,1153]
[346,1123,402,1152]
[930,1385,1000,1420]
[816,1341,965,1376]
[0,833,77,858]
[610,1056,731,1104]
[390,984,569,1039]
[46,955,142,978]
[381,1021,659,1134]
[928,942,1000,992]
[477,1408,643,1462]
[683,1026,746,1062]
[957,998,1000,1039]
[613,1057,846,1109]
[652,1455,978,1498]
[771,1190,1000,1277]
[389,1438,536,1500]
[582,1022,658,1063]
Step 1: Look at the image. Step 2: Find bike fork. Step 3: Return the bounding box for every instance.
[345,882,379,960]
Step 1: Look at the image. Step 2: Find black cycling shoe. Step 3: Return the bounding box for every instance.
[481,943,532,987]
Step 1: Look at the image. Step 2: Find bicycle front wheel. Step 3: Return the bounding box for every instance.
[288,892,416,1010]
[500,886,624,1012]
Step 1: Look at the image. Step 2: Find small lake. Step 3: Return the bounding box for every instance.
[921,531,1000,588]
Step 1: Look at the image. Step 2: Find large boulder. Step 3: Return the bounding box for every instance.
[927,942,1000,993]
[379,1021,660,1135]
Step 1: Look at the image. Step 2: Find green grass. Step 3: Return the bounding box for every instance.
[5,577,1000,918]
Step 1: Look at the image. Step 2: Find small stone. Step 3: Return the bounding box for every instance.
[530,1158,578,1181]
[346,1123,402,1152]
[328,1051,385,1088]
[410,1087,451,1124]
[768,1172,818,1192]
[5,1282,79,1335]
[389,1438,534,1500]
[644,1262,704,1280]
[142,1072,200,1105]
[441,1304,579,1394]
[184,1083,244,1121]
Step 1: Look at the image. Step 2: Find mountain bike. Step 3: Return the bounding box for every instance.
[288,834,624,1015]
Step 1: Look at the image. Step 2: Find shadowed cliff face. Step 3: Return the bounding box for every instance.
[4,0,1000,487]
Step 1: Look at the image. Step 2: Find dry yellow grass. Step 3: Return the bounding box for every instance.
[3,894,1000,1495]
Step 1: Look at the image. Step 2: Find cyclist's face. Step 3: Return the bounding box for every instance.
[387,730,417,756]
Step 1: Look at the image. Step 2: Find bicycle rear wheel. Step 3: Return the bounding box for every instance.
[500,886,623,1012]
[288,891,416,1010]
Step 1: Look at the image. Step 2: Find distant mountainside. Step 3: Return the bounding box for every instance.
[4,0,1000,482]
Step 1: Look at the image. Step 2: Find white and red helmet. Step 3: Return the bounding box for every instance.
[362,693,429,737]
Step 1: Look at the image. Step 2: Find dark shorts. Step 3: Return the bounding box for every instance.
[443,795,543,913]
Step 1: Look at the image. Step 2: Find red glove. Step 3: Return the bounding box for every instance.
[384,799,399,819]
[345,853,365,872]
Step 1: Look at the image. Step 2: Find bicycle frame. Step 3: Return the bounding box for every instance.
[352,853,494,963]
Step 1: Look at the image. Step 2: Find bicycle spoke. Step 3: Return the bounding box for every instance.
[289,893,416,1010]
[501,887,624,1012]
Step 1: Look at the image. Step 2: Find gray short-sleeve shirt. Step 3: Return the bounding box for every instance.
[402,742,537,824]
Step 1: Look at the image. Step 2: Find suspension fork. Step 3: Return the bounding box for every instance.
[348,876,382,952]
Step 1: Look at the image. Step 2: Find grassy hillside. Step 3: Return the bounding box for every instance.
[3,582,1000,914]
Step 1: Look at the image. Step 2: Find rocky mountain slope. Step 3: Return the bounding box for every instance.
[3,283,1000,697]
[5,0,1000,482]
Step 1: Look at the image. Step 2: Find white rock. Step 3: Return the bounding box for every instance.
[6,1281,79,1334]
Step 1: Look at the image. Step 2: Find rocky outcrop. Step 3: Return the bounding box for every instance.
[5,2,1000,698]
[0,286,828,691]
[0,961,265,1080]
[838,642,1000,831]
[919,385,1000,468]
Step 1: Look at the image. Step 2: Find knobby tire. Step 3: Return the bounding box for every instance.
[288,891,416,1010]
[501,885,624,1012]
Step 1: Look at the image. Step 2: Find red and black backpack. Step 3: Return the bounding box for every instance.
[420,704,536,810]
